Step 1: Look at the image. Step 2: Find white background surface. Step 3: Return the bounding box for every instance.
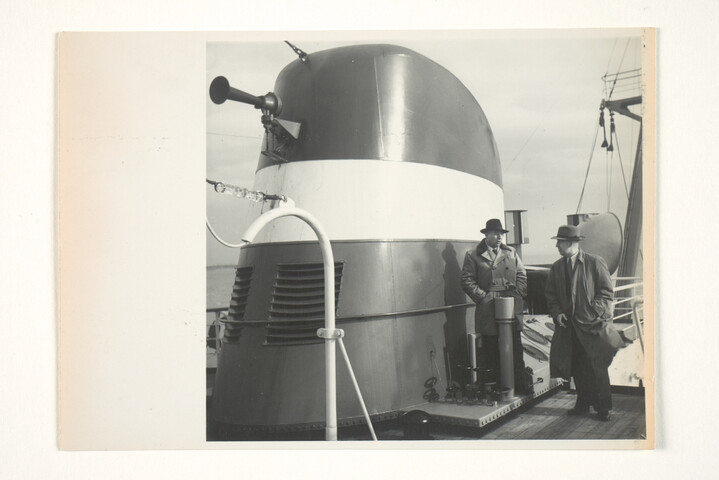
[1,0,716,478]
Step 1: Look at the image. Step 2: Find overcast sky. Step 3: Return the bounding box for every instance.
[206,30,644,266]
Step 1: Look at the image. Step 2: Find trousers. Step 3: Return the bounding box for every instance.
[571,322,612,412]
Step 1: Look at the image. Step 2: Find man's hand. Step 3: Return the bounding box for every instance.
[556,313,568,328]
[481,291,496,303]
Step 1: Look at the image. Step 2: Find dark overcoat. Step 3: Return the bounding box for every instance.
[545,250,621,379]
[460,240,527,335]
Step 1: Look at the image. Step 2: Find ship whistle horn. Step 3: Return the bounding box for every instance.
[209,76,282,115]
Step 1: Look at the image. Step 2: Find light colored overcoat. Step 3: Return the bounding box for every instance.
[460,240,527,335]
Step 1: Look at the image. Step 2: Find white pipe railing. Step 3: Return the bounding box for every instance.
[611,280,644,355]
[613,282,643,293]
[613,311,635,321]
[612,295,643,306]
[337,338,378,440]
[241,207,338,440]
[234,206,376,442]
[633,302,645,353]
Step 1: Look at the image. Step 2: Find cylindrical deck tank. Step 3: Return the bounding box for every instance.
[211,44,505,435]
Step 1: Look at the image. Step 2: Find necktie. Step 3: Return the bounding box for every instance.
[566,257,575,313]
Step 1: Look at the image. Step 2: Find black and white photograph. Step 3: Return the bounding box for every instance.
[10,0,719,477]
[204,30,653,444]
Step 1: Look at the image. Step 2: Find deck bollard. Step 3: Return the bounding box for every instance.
[495,297,516,400]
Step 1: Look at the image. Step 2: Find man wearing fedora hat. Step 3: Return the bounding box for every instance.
[461,218,531,394]
[545,224,620,422]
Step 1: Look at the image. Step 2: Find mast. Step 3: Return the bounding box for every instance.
[603,95,642,278]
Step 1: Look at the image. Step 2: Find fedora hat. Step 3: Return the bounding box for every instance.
[480,218,509,234]
[551,225,584,241]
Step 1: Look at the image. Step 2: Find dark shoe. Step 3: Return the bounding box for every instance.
[567,405,590,416]
[597,411,611,422]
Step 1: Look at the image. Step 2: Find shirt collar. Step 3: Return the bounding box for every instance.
[478,240,503,254]
[567,249,580,267]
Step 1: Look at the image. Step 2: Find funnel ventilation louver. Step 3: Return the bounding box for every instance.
[265,262,343,346]
[223,266,253,343]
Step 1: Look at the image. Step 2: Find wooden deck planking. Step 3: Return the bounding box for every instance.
[483,399,566,440]
[613,410,647,439]
[343,390,646,441]
[490,411,549,440]
[512,408,568,440]
[481,390,645,440]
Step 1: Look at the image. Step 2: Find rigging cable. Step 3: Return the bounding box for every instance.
[606,112,616,210]
[603,38,619,99]
[608,39,632,101]
[600,105,608,148]
[507,98,558,169]
[205,178,287,248]
[612,125,631,199]
[507,122,542,168]
[575,114,601,214]
[607,145,613,211]
[612,126,644,261]
[604,38,619,75]
[206,217,246,248]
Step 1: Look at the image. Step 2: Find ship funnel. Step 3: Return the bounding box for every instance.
[209,76,282,115]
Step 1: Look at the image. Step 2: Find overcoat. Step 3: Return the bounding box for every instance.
[460,240,527,336]
[545,250,622,379]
